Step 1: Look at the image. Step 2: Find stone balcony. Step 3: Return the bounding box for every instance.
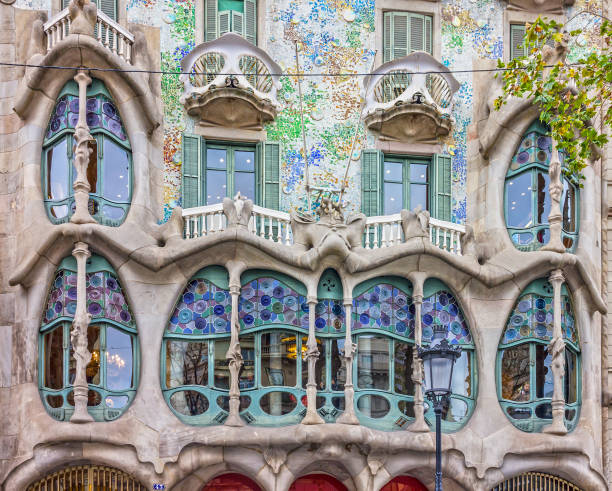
[180,34,282,129]
[363,52,460,142]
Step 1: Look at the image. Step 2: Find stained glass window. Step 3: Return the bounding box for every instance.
[498,277,580,432]
[39,255,138,422]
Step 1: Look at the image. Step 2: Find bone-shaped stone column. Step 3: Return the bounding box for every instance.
[543,269,568,434]
[408,272,428,432]
[337,297,359,424]
[541,139,565,253]
[70,70,96,224]
[70,241,94,423]
[302,296,324,424]
[225,262,246,426]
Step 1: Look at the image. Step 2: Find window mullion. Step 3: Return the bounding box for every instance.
[404,159,410,211]
[208,340,214,387]
[100,325,107,389]
[530,343,536,403]
[389,337,394,393]
[228,146,235,199]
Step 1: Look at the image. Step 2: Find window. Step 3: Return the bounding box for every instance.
[497,278,580,432]
[361,151,451,220]
[39,255,138,422]
[504,121,579,251]
[383,12,432,63]
[510,24,527,60]
[182,136,280,210]
[43,79,131,226]
[204,0,257,44]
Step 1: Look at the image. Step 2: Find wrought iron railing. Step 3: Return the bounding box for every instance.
[27,465,147,491]
[491,472,581,491]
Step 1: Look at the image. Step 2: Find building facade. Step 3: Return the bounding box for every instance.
[0,0,610,488]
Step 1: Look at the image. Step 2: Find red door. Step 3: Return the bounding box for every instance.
[202,473,262,491]
[381,476,427,491]
[289,474,348,491]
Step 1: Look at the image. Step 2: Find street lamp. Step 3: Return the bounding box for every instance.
[418,324,462,491]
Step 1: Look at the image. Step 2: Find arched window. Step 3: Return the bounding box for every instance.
[381,476,427,491]
[43,79,131,226]
[352,278,476,431]
[497,278,580,432]
[289,474,348,491]
[504,120,578,251]
[27,464,146,491]
[162,266,233,425]
[39,255,138,421]
[202,473,262,491]
[491,472,582,490]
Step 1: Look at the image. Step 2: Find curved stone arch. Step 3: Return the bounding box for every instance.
[277,451,362,491]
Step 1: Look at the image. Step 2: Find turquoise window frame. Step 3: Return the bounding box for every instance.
[496,279,581,433]
[42,79,132,227]
[38,255,139,422]
[382,155,431,215]
[504,121,579,252]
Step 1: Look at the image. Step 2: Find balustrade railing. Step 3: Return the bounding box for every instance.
[43,8,134,63]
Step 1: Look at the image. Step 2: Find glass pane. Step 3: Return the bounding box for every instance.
[50,205,69,219]
[357,335,389,390]
[535,344,553,398]
[259,391,297,415]
[384,161,403,181]
[357,394,390,418]
[239,335,255,389]
[101,204,125,220]
[102,138,130,202]
[165,340,208,387]
[207,148,227,169]
[105,395,129,408]
[393,341,413,395]
[84,325,101,385]
[301,337,325,390]
[214,339,230,389]
[330,339,346,391]
[398,400,415,417]
[564,348,578,404]
[46,394,63,408]
[46,139,69,200]
[206,169,227,204]
[506,406,532,419]
[409,163,428,183]
[442,397,468,422]
[536,172,551,225]
[261,332,297,387]
[409,184,427,211]
[105,327,133,391]
[451,351,471,397]
[506,172,533,228]
[86,139,98,194]
[562,179,576,233]
[535,402,553,419]
[170,390,208,416]
[44,327,64,389]
[234,150,255,171]
[384,182,403,215]
[500,344,530,401]
[235,172,255,201]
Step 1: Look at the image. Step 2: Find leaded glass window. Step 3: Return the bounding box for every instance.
[39,255,138,422]
[497,277,580,432]
[43,79,131,226]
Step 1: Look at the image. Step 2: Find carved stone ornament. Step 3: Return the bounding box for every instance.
[223,192,254,228]
[507,0,574,15]
[68,0,97,37]
[263,446,287,474]
[367,451,387,476]
[401,206,430,239]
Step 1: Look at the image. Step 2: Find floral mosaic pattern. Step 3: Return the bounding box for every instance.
[353,284,414,338]
[46,95,128,142]
[315,299,345,333]
[509,130,554,172]
[421,290,471,345]
[168,279,231,335]
[42,269,134,328]
[239,277,308,330]
[502,293,577,345]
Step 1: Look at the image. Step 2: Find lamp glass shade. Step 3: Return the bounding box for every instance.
[423,354,454,395]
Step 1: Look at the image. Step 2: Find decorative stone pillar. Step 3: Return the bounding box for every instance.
[302,296,324,424]
[225,280,244,427]
[409,273,428,432]
[541,139,565,253]
[337,298,359,424]
[70,70,96,225]
[543,269,568,435]
[70,241,94,423]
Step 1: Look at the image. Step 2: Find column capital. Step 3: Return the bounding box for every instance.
[412,293,423,304]
[229,284,240,295]
[343,297,353,307]
[549,269,565,285]
[307,295,318,305]
[74,69,92,86]
[72,241,91,259]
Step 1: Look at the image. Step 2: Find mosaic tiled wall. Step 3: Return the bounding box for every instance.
[14,0,603,223]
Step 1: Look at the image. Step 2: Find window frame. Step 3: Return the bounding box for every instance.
[382,154,431,215]
[382,10,434,63]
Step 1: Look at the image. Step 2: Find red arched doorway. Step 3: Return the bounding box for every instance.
[381,476,427,491]
[289,473,348,491]
[202,473,262,491]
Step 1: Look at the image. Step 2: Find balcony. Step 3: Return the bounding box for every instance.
[182,204,465,255]
[43,8,134,64]
[180,34,282,129]
[363,52,459,142]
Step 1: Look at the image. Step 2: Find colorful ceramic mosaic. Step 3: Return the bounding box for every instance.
[315,299,345,333]
[353,284,414,338]
[421,290,471,345]
[42,269,134,328]
[509,130,553,172]
[168,279,231,335]
[502,293,577,345]
[239,277,308,330]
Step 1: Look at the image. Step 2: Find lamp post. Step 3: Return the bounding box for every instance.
[418,324,462,491]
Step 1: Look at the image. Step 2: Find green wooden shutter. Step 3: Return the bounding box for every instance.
[219,10,231,36]
[99,0,117,20]
[205,0,218,41]
[244,0,257,45]
[383,12,392,63]
[231,10,244,36]
[62,0,70,8]
[361,150,382,216]
[424,15,432,54]
[263,142,280,210]
[409,13,424,52]
[392,13,408,60]
[182,135,201,209]
[432,154,451,221]
[510,24,526,60]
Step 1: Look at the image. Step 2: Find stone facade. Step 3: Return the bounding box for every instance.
[0,0,611,489]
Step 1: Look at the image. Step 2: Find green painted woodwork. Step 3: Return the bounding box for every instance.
[432,154,452,222]
[205,0,256,44]
[383,11,433,63]
[361,149,382,217]
[317,269,343,300]
[263,142,280,210]
[510,24,526,60]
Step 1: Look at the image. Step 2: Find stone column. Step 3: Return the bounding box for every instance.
[70,241,93,423]
[337,298,359,424]
[409,272,428,432]
[225,280,244,427]
[542,139,565,253]
[70,70,96,224]
[302,296,324,424]
[543,269,568,435]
